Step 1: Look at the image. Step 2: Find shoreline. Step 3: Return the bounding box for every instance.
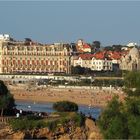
[15,99,105,109]
[9,85,125,110]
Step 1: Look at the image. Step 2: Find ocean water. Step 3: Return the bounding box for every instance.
[15,101,102,120]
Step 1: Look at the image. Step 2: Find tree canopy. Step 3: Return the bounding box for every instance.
[98,71,140,139]
[53,101,78,112]
[0,80,15,116]
[71,65,92,75]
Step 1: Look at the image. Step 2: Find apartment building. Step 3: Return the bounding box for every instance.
[72,54,113,71]
[0,40,71,74]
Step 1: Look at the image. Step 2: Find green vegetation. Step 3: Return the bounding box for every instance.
[92,79,124,87]
[49,78,124,87]
[0,80,15,116]
[71,65,125,77]
[53,101,78,112]
[71,65,92,75]
[45,112,85,132]
[98,71,140,139]
[124,71,140,89]
[98,96,128,139]
[9,115,47,131]
[10,101,84,132]
[9,112,85,132]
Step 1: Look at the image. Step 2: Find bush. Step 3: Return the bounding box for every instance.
[46,120,59,132]
[53,101,78,112]
[9,117,47,131]
[98,96,128,139]
[72,113,85,127]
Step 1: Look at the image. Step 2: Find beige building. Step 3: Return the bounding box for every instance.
[72,54,113,71]
[72,54,92,68]
[91,58,112,71]
[76,39,91,53]
[0,40,71,74]
[119,47,140,71]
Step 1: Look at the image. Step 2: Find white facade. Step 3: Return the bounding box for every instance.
[83,47,91,53]
[112,59,119,64]
[0,34,10,41]
[72,56,113,71]
[91,58,113,71]
[72,57,91,68]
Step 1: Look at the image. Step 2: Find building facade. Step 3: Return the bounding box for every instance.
[91,58,112,71]
[119,47,140,71]
[0,40,72,74]
[72,54,113,71]
[76,39,91,53]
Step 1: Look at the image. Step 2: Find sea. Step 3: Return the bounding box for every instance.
[15,101,102,120]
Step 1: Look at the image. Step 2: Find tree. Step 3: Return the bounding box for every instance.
[71,66,93,75]
[124,71,140,89]
[127,115,140,139]
[92,41,101,52]
[98,71,140,139]
[71,66,85,75]
[0,80,15,116]
[104,46,113,51]
[98,96,128,139]
[24,38,32,45]
[0,95,8,116]
[53,101,78,112]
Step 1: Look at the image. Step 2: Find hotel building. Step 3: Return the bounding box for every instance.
[0,37,72,74]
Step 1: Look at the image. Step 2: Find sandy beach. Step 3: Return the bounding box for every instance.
[8,84,126,108]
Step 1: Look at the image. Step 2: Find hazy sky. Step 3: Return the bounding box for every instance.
[0,1,140,46]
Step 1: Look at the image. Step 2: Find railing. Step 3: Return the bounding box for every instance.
[0,116,15,123]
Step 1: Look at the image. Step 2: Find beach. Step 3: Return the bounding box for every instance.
[8,84,126,108]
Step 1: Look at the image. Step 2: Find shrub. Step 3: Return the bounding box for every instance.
[98,96,128,139]
[72,113,85,127]
[53,101,78,112]
[9,117,47,131]
[46,120,59,132]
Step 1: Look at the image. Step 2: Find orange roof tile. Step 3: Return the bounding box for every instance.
[83,43,91,49]
[78,54,94,60]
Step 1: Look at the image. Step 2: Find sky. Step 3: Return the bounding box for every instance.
[0,1,140,46]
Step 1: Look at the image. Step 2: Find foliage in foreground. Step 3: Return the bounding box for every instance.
[98,71,140,139]
[46,112,85,132]
[9,115,47,131]
[53,101,78,112]
[9,112,85,132]
[0,80,15,116]
[98,97,128,139]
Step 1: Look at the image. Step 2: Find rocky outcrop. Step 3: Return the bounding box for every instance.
[59,118,102,140]
[85,118,102,139]
[0,118,102,140]
[7,131,25,139]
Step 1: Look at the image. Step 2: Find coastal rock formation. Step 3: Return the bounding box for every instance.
[0,118,102,140]
[85,118,102,139]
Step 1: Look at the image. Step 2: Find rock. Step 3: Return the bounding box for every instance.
[0,117,102,140]
[7,131,25,140]
[72,127,87,140]
[85,118,96,133]
[89,132,100,140]
[59,134,71,140]
[34,128,50,139]
[85,118,102,139]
